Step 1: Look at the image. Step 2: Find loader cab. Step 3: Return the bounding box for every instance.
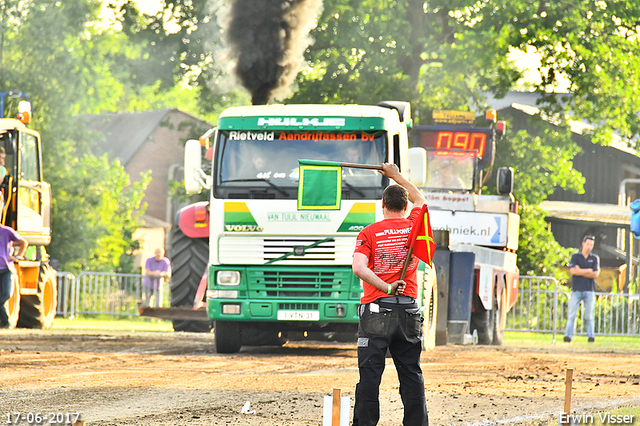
[0,121,51,245]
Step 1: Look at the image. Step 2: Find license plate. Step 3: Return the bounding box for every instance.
[277,310,320,321]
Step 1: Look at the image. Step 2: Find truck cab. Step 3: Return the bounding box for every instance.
[412,110,519,345]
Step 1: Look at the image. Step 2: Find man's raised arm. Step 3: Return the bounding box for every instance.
[379,163,425,208]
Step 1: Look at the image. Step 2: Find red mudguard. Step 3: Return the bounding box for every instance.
[177,202,210,239]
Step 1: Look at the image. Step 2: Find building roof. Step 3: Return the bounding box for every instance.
[540,201,630,227]
[85,109,173,164]
[85,108,213,165]
[486,91,637,156]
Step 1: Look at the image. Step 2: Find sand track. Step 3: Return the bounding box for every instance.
[1,330,638,425]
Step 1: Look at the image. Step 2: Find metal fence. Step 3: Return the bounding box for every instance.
[56,272,167,317]
[54,272,640,339]
[507,276,640,340]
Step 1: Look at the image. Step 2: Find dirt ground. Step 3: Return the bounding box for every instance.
[1,329,639,426]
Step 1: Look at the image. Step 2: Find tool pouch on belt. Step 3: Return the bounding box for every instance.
[404,306,424,337]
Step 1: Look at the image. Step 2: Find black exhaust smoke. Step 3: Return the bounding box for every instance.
[221,0,323,105]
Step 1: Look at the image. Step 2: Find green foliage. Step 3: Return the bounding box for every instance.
[485,111,583,275]
[0,0,151,273]
[517,205,573,277]
[46,141,150,273]
[5,0,640,277]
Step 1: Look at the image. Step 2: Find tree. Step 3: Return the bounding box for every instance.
[295,0,640,147]
[116,0,245,117]
[490,110,584,276]
[290,0,640,275]
[47,143,150,273]
[0,0,150,272]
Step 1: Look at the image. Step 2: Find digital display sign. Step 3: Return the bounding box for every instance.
[412,126,495,167]
[419,130,491,158]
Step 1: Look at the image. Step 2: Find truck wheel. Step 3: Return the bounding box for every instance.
[471,309,494,345]
[470,288,496,345]
[422,269,438,351]
[170,226,212,333]
[242,327,288,346]
[17,264,57,329]
[5,277,21,328]
[214,321,242,353]
[491,286,507,346]
[471,286,503,345]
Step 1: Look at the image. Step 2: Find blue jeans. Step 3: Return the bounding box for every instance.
[0,268,15,326]
[564,290,595,339]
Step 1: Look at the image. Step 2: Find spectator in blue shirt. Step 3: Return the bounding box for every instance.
[564,235,600,343]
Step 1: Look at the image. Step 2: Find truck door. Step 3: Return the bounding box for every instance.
[17,130,51,245]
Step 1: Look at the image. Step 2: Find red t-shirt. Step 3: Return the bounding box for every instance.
[354,206,421,304]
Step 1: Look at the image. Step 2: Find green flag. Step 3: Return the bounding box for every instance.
[297,159,342,210]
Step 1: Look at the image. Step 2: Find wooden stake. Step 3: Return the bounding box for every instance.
[564,368,573,425]
[332,388,341,426]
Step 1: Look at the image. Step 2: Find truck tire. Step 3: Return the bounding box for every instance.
[471,309,494,345]
[471,286,503,345]
[17,264,57,329]
[492,286,507,346]
[422,269,438,351]
[242,327,288,346]
[169,226,212,333]
[214,321,242,353]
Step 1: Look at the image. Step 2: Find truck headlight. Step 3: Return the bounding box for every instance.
[217,270,240,285]
[207,290,238,299]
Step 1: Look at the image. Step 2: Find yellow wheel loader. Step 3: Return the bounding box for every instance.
[1,92,55,329]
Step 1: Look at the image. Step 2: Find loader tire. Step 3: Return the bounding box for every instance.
[170,226,212,333]
[17,264,57,329]
[5,277,21,328]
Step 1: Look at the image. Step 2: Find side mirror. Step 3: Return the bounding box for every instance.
[184,139,203,195]
[496,167,514,195]
[407,147,427,187]
[630,199,640,238]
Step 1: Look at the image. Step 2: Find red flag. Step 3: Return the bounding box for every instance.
[406,204,436,266]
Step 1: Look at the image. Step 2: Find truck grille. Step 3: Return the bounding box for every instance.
[247,269,352,298]
[218,236,356,264]
[278,303,319,310]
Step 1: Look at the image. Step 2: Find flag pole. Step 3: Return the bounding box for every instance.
[400,247,413,281]
[340,162,384,171]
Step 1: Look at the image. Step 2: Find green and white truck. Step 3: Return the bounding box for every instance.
[176,102,435,353]
[167,102,519,353]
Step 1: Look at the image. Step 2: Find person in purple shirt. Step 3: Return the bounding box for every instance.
[142,248,172,308]
[0,223,28,328]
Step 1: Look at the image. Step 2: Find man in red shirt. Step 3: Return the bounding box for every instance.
[352,163,428,426]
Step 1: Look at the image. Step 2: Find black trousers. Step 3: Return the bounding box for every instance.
[352,297,428,426]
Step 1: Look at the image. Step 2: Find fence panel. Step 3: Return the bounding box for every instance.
[507,276,640,338]
[74,272,145,316]
[55,272,76,318]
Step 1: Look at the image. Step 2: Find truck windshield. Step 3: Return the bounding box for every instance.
[214,130,387,199]
[423,150,476,192]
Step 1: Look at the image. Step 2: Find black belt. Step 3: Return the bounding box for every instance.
[377,295,416,305]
